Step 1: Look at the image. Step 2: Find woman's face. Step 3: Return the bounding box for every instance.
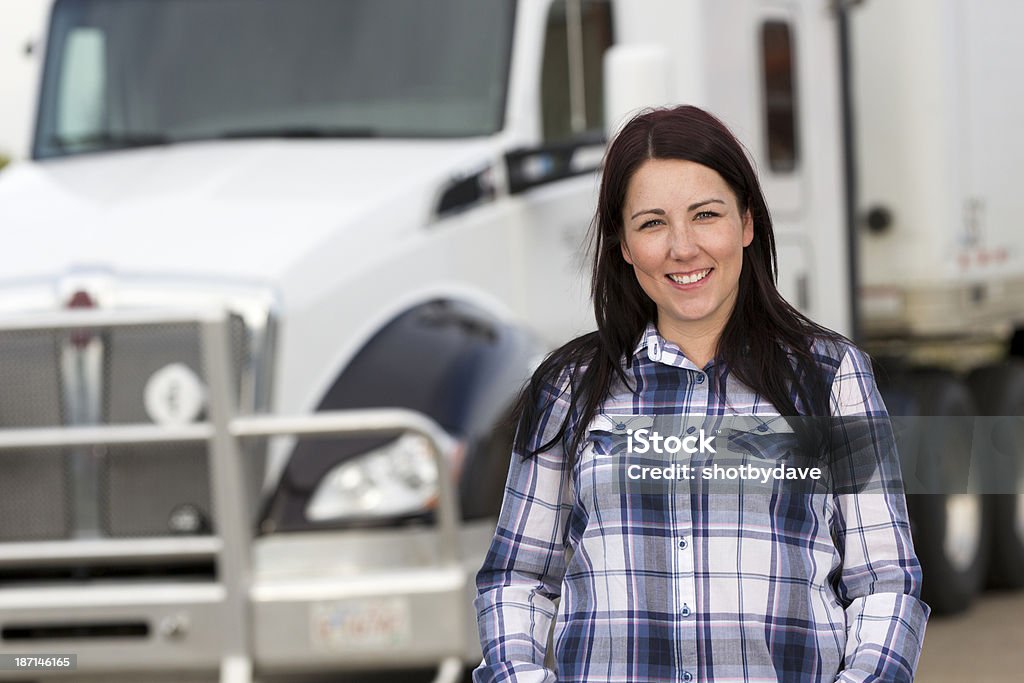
[620,158,753,347]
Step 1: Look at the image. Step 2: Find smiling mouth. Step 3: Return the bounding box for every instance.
[667,268,713,285]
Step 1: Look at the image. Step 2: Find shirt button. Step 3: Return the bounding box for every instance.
[678,538,688,550]
[695,374,705,384]
[683,672,693,682]
[686,425,696,434]
[681,604,692,617]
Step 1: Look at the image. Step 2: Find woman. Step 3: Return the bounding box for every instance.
[473,106,929,682]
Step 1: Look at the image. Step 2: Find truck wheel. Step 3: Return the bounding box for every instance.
[903,370,990,614]
[967,362,1024,589]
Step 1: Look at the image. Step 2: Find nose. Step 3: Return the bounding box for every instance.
[667,223,700,260]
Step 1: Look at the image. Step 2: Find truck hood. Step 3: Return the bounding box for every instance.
[0,139,498,284]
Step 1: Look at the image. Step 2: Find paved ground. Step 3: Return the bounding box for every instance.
[916,590,1024,682]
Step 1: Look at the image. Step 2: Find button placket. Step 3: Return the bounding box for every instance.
[675,524,697,676]
[671,409,698,683]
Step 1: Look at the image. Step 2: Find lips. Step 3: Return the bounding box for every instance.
[666,268,713,286]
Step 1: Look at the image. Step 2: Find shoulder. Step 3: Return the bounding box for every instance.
[809,337,886,417]
[518,331,600,453]
[807,335,861,377]
[529,331,599,401]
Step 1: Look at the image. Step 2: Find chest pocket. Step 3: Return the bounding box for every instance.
[573,413,676,521]
[721,416,800,461]
[718,416,831,495]
[582,414,655,458]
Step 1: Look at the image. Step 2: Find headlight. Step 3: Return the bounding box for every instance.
[305,433,440,522]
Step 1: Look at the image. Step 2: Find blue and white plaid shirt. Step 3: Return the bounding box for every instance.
[474,323,930,682]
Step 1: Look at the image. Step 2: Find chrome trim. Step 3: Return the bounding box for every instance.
[61,337,105,538]
[0,582,226,611]
[0,537,222,567]
[199,315,252,683]
[57,274,110,539]
[0,422,214,449]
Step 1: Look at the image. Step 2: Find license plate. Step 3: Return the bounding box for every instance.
[311,597,412,650]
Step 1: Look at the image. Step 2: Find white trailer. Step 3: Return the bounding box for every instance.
[851,0,1024,613]
[0,0,1019,680]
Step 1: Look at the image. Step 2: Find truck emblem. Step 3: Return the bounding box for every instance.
[66,289,97,348]
[144,363,207,425]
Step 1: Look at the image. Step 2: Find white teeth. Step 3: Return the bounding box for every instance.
[669,269,711,285]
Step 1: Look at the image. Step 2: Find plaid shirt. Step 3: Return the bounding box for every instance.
[473,323,930,683]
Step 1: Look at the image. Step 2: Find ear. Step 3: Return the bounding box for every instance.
[741,209,754,247]
[620,238,634,265]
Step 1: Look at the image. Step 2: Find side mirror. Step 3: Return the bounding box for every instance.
[505,133,604,195]
[603,44,673,138]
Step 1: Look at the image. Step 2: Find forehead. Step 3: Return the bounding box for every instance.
[624,159,734,210]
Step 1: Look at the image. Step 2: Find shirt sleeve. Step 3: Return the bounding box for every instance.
[472,370,576,683]
[829,345,931,682]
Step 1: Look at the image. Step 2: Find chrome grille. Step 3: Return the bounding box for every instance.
[104,318,247,424]
[0,448,69,542]
[0,329,69,542]
[102,443,214,538]
[0,316,253,545]
[0,329,64,427]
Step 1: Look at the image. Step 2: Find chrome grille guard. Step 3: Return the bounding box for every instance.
[0,309,464,683]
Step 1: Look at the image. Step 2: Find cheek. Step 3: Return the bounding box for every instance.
[623,236,661,271]
[715,231,748,265]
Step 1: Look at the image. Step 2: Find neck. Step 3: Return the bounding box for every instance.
[656,323,720,369]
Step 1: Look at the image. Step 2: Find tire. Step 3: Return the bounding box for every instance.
[967,362,1024,589]
[900,370,991,614]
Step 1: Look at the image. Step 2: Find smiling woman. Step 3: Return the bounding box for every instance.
[473,106,930,683]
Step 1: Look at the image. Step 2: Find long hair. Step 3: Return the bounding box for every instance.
[513,105,841,463]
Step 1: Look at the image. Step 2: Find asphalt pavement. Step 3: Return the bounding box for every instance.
[916,590,1024,682]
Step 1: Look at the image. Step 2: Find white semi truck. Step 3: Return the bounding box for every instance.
[0,0,1020,681]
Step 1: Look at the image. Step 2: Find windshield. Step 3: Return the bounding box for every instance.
[34,0,515,158]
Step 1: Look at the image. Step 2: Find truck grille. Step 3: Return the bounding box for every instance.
[0,318,250,545]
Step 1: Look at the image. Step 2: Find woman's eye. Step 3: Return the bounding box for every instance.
[694,210,719,220]
[639,218,664,229]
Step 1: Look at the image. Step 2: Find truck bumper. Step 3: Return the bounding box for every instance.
[0,523,491,681]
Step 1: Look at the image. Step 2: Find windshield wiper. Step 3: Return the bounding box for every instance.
[51,131,170,150]
[216,126,378,140]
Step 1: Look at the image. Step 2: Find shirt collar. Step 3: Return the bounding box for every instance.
[634,321,706,371]
[633,321,660,359]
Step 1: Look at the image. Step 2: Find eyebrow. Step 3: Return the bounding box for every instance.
[629,198,726,220]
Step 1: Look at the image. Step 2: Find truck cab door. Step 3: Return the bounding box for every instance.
[515,0,614,343]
